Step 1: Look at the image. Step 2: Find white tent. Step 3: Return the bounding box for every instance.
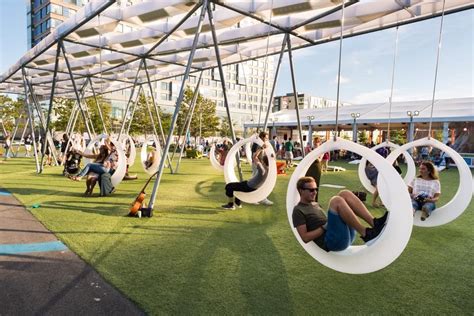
[245,97,474,129]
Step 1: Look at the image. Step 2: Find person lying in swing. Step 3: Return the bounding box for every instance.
[292,177,388,252]
[221,154,270,210]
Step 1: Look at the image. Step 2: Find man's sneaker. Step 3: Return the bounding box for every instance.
[361,227,382,243]
[221,203,235,210]
[374,211,389,230]
[259,198,274,206]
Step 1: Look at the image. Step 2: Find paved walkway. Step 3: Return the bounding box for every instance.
[0,189,145,315]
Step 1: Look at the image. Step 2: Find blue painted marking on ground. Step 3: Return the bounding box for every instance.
[0,241,68,255]
[0,191,12,196]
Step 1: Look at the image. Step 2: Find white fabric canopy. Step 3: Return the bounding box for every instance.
[1,0,472,98]
[245,97,474,128]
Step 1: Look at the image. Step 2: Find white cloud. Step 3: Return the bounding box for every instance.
[333,75,350,84]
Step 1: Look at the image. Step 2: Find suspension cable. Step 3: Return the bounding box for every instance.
[386,26,400,143]
[428,0,446,139]
[333,0,345,141]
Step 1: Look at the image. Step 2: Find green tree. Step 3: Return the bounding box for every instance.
[52,96,112,134]
[84,96,112,134]
[0,95,24,134]
[389,129,407,145]
[128,92,171,137]
[358,130,368,144]
[177,87,219,140]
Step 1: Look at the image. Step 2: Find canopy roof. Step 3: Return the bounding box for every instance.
[0,0,472,98]
[247,97,474,129]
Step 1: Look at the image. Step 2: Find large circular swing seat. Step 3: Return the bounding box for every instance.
[358,141,416,194]
[224,135,277,204]
[385,137,472,227]
[141,135,162,175]
[83,134,127,188]
[286,138,413,274]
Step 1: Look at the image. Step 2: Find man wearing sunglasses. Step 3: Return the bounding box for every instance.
[292,177,388,252]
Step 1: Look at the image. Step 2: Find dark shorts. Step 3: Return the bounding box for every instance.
[324,209,356,251]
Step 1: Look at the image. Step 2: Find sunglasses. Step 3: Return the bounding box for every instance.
[302,187,318,193]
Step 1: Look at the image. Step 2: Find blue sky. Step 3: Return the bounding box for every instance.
[1,1,472,104]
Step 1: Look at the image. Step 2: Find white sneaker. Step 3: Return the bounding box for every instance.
[259,198,273,206]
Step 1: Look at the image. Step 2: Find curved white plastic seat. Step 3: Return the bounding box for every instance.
[117,134,136,167]
[224,135,277,204]
[358,141,416,194]
[286,138,413,274]
[244,141,252,164]
[83,134,127,188]
[386,137,472,227]
[140,135,161,175]
[209,144,224,172]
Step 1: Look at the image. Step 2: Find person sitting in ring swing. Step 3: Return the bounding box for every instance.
[408,161,441,221]
[221,154,270,210]
[145,142,157,170]
[292,177,388,252]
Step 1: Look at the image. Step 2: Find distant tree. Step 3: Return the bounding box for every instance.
[128,92,171,138]
[0,95,24,133]
[358,130,368,145]
[389,129,407,145]
[177,87,219,141]
[84,96,112,134]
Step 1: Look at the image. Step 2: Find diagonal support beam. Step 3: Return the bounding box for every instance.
[147,0,208,210]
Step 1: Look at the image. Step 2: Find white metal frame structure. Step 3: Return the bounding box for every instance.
[0,0,472,210]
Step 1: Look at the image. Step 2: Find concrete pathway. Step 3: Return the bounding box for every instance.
[0,189,145,315]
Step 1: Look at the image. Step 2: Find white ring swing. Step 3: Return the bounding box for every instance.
[224,135,277,204]
[140,135,161,175]
[209,143,224,171]
[83,134,127,188]
[358,141,416,194]
[209,138,234,172]
[386,137,472,227]
[117,134,136,167]
[287,138,413,274]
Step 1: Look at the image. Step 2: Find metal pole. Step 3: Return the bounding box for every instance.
[21,68,40,173]
[175,72,203,173]
[89,77,108,134]
[60,41,93,141]
[41,44,61,168]
[262,34,288,130]
[148,1,207,210]
[207,3,244,180]
[125,85,143,135]
[286,35,305,157]
[117,59,144,140]
[170,72,203,164]
[9,114,22,157]
[142,58,174,171]
[25,77,59,168]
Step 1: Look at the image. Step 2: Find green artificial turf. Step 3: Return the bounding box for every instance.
[1,155,473,314]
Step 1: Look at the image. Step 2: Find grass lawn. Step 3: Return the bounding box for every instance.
[1,155,473,314]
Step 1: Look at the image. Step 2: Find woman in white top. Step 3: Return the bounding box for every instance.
[408,161,441,221]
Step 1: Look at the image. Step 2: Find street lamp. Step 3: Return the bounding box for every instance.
[407,110,419,152]
[351,112,360,142]
[307,115,314,147]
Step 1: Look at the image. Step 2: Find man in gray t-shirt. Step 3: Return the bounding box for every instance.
[292,177,388,252]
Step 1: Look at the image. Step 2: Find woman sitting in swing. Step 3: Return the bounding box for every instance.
[69,138,117,196]
[408,161,441,221]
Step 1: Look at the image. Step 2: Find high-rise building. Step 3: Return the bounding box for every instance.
[28,0,87,48]
[273,93,347,112]
[26,0,274,133]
